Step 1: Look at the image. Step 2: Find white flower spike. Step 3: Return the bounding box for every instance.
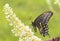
[3,3,42,41]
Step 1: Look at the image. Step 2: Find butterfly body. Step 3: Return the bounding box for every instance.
[32,11,53,37]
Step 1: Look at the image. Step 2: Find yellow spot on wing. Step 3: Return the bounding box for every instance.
[44,26,45,27]
[40,22,42,31]
[40,22,41,25]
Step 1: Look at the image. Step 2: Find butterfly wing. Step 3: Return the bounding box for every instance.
[42,11,53,24]
[32,13,44,32]
[41,11,53,37]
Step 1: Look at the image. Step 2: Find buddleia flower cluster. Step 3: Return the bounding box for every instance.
[46,37,60,41]
[3,3,42,41]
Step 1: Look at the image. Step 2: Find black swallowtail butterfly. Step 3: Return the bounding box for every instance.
[32,11,53,37]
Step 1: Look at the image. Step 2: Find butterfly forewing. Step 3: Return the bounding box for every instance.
[42,11,53,24]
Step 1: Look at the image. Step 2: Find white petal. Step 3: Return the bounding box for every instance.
[4,3,9,8]
[9,23,13,26]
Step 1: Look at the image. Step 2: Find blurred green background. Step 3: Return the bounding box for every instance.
[0,0,60,41]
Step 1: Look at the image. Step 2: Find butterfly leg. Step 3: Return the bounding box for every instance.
[34,26,37,32]
[36,22,41,34]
